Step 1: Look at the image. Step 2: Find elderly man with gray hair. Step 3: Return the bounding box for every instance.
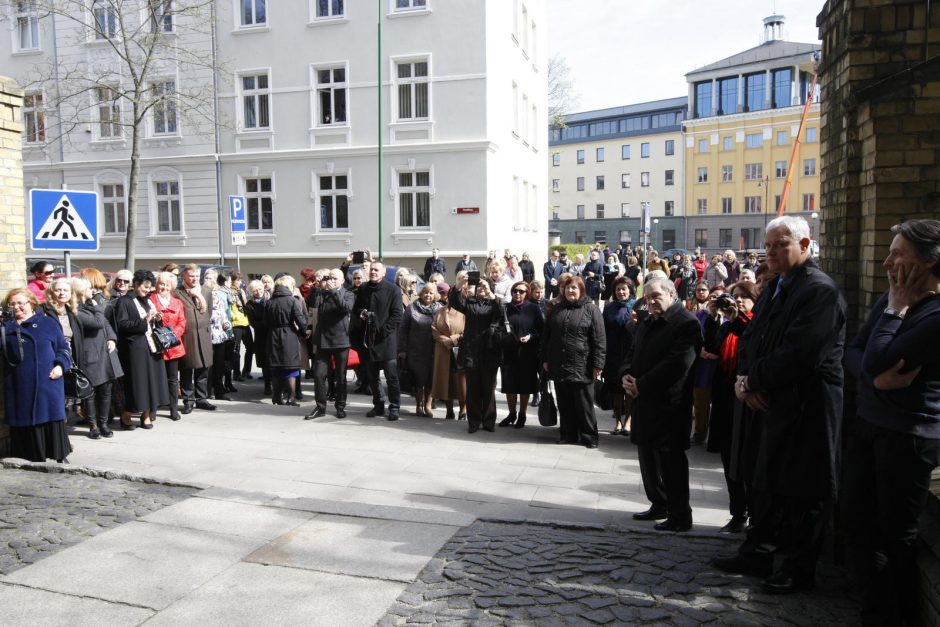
[620,275,702,532]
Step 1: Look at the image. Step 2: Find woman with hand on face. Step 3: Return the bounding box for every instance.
[1,288,73,462]
[151,272,187,421]
[498,281,543,428]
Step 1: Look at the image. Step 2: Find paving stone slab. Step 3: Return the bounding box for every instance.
[140,495,313,540]
[0,583,154,626]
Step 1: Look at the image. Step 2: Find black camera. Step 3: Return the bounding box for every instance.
[715,293,736,311]
[467,271,481,286]
[352,251,366,264]
[0,307,14,322]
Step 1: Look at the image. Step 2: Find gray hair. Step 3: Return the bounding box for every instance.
[644,276,678,298]
[766,215,811,241]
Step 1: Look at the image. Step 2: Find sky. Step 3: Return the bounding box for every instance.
[546,0,824,112]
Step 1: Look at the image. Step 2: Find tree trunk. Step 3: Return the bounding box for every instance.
[124,101,141,269]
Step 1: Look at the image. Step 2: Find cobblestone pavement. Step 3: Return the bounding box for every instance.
[380,520,858,626]
[0,466,196,575]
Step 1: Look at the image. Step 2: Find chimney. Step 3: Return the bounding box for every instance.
[763,14,785,43]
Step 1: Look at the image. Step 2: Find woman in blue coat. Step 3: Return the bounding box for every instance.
[1,287,72,462]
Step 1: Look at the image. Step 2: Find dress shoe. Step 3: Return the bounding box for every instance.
[169,410,181,421]
[181,402,194,415]
[584,441,598,449]
[632,507,668,521]
[366,407,385,417]
[195,401,217,411]
[336,408,346,419]
[304,407,326,420]
[87,424,101,440]
[386,413,399,421]
[468,424,480,433]
[654,518,692,532]
[557,438,578,445]
[482,425,495,432]
[285,400,300,407]
[720,516,748,534]
[514,414,526,429]
[709,554,771,578]
[760,572,814,594]
[499,413,516,427]
[225,384,238,393]
[120,418,137,430]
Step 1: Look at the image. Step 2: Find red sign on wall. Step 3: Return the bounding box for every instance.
[455,207,480,214]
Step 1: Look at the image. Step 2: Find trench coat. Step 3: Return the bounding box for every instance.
[174,286,212,369]
[431,305,466,400]
[264,286,309,369]
[398,301,441,388]
[1,313,71,426]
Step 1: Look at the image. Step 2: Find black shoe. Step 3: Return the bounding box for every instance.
[225,384,238,393]
[468,424,480,433]
[336,409,346,419]
[98,421,113,438]
[304,407,326,420]
[720,516,748,534]
[584,441,598,449]
[709,554,771,578]
[499,413,516,427]
[327,392,336,402]
[87,425,101,440]
[654,518,692,532]
[760,572,814,594]
[285,400,300,407]
[195,401,217,411]
[457,414,467,421]
[181,402,194,415]
[263,385,273,395]
[169,409,181,421]
[445,410,455,420]
[244,373,253,380]
[632,507,668,521]
[386,413,399,421]
[483,425,495,432]
[514,414,526,429]
[366,407,385,418]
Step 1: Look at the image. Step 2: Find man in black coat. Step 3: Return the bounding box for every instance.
[620,276,702,532]
[712,215,846,594]
[351,262,403,420]
[455,253,478,276]
[422,248,446,282]
[543,250,565,299]
[305,269,355,420]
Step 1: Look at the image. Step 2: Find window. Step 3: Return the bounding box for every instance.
[596,147,604,162]
[15,1,40,50]
[745,72,766,111]
[664,170,674,186]
[151,81,177,135]
[746,132,763,148]
[664,200,674,217]
[662,229,676,250]
[552,179,559,192]
[93,0,117,39]
[244,177,274,230]
[777,130,788,145]
[575,231,586,244]
[721,165,733,182]
[744,196,762,213]
[665,139,674,156]
[698,138,708,153]
[101,183,126,234]
[512,83,518,134]
[718,76,738,115]
[23,93,45,143]
[576,149,585,164]
[396,60,429,120]
[596,204,605,219]
[576,205,585,220]
[551,206,559,220]
[802,193,816,211]
[640,142,650,158]
[154,179,181,233]
[775,161,787,178]
[594,230,606,245]
[398,170,430,229]
[149,0,174,33]
[722,136,733,151]
[719,228,732,249]
[241,73,270,130]
[552,152,560,166]
[315,0,344,19]
[640,172,649,187]
[744,163,763,180]
[621,173,630,188]
[803,158,817,176]
[521,94,529,142]
[319,174,348,230]
[620,202,630,217]
[96,86,121,139]
[316,66,347,125]
[240,0,267,26]
[694,81,712,118]
[721,197,732,214]
[695,229,708,249]
[697,198,707,215]
[621,144,630,160]
[806,127,818,142]
[596,175,604,190]
[742,227,762,249]
[775,195,782,212]
[576,177,584,191]
[697,167,708,183]
[772,68,792,108]
[619,230,631,244]
[394,0,427,10]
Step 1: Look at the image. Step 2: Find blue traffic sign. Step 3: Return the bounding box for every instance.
[30,189,99,251]
[230,195,246,233]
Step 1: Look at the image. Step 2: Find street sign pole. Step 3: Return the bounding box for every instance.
[229,195,247,273]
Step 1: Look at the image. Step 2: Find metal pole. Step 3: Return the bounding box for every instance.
[64,251,71,278]
[235,244,241,272]
[377,0,384,261]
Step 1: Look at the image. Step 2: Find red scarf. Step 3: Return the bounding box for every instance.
[718,310,753,373]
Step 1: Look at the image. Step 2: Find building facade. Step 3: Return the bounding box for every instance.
[3,0,547,275]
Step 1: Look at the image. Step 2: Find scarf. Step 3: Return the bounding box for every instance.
[718,310,753,373]
[132,297,159,354]
[413,300,440,316]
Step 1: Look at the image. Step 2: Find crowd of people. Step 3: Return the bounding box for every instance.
[3,218,939,622]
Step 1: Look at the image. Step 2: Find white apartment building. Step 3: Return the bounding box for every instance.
[4,0,548,275]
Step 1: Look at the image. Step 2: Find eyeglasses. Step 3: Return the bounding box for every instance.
[511,289,528,295]
[41,270,54,275]
[114,279,129,285]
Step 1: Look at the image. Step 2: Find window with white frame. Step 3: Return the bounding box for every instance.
[398,170,430,229]
[92,0,117,39]
[552,152,560,166]
[240,0,267,26]
[697,198,707,215]
[520,4,528,53]
[596,147,604,162]
[745,196,762,213]
[101,182,126,234]
[521,94,529,142]
[776,130,788,145]
[315,0,344,19]
[512,82,518,135]
[803,193,816,211]
[15,1,40,51]
[245,176,273,230]
[576,149,584,164]
[316,66,347,125]
[394,0,427,11]
[806,127,818,142]
[744,163,763,180]
[721,197,732,214]
[396,59,429,121]
[149,0,174,33]
[318,174,348,230]
[23,92,45,143]
[722,136,733,150]
[745,132,763,148]
[697,167,708,183]
[552,179,559,192]
[698,138,707,153]
[96,86,121,139]
[240,72,270,130]
[154,178,181,233]
[640,142,650,158]
[775,160,787,178]
[665,139,675,155]
[621,203,630,217]
[803,158,817,176]
[621,173,630,188]
[721,165,733,182]
[151,81,177,135]
[640,172,649,187]
[621,144,630,159]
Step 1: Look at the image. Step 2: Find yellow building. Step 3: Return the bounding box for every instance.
[683,16,821,253]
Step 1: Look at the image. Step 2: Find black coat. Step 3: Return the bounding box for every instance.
[308,287,354,350]
[112,295,169,413]
[264,286,309,369]
[245,297,269,369]
[541,296,606,384]
[737,259,846,499]
[351,279,403,361]
[422,257,447,281]
[448,289,504,370]
[75,302,119,386]
[620,301,702,450]
[602,298,635,385]
[519,259,535,283]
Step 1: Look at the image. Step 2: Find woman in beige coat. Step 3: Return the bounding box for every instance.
[430,282,467,420]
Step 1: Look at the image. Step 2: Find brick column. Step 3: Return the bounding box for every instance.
[0,76,26,456]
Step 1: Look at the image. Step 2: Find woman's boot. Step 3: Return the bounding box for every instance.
[414,388,425,416]
[423,389,434,418]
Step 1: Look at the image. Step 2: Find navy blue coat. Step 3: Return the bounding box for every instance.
[2,313,72,427]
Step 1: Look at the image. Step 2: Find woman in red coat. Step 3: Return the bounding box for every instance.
[152,271,188,420]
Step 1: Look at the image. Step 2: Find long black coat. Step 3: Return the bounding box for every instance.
[542,296,606,384]
[351,279,403,362]
[620,301,702,450]
[448,289,504,371]
[308,287,354,350]
[112,295,169,413]
[174,286,213,369]
[737,259,846,499]
[245,297,269,369]
[264,286,309,369]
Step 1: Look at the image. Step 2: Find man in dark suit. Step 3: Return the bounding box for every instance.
[422,248,446,281]
[305,269,355,420]
[543,250,565,299]
[174,264,215,413]
[712,215,846,594]
[351,262,403,420]
[621,276,702,532]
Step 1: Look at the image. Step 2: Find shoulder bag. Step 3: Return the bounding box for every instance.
[152,322,181,353]
[64,367,95,400]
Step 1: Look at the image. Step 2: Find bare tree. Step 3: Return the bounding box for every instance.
[17,0,220,268]
[547,54,579,128]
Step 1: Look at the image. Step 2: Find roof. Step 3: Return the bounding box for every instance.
[685,40,821,78]
[563,96,688,124]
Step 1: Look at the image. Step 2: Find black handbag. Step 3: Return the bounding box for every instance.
[152,323,180,352]
[538,381,558,427]
[594,377,611,411]
[64,367,95,400]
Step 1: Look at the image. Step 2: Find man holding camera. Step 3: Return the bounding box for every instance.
[305,269,355,420]
[351,263,403,421]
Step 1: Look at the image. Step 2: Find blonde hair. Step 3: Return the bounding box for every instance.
[157,272,178,289]
[3,287,39,310]
[274,274,296,290]
[70,277,91,301]
[418,283,438,300]
[247,279,264,293]
[45,277,79,313]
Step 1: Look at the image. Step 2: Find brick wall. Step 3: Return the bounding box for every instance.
[0,76,26,455]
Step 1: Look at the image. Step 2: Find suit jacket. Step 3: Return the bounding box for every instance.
[174,285,213,369]
[543,260,565,290]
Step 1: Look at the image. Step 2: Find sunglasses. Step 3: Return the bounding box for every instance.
[114,279,129,284]
[511,289,528,295]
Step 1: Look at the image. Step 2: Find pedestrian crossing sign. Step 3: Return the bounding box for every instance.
[29,189,99,251]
